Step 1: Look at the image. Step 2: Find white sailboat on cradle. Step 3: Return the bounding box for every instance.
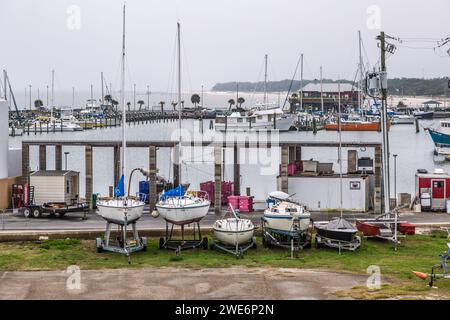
[95,4,148,259]
[155,22,211,251]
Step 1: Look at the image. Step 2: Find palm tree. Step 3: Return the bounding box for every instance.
[137,100,145,111]
[126,101,131,112]
[104,94,112,104]
[237,97,245,108]
[227,99,235,111]
[159,101,165,113]
[191,94,200,108]
[288,93,300,112]
[111,99,118,112]
[34,99,43,109]
[171,101,178,111]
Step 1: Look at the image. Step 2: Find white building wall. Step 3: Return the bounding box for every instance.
[287,176,369,212]
[0,100,8,179]
[8,148,22,177]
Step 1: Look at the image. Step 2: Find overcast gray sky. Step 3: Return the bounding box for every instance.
[1,0,449,93]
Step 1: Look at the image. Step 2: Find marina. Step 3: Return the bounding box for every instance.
[0,0,450,305]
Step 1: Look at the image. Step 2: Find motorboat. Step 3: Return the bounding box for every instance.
[316,217,358,242]
[155,185,210,225]
[413,110,433,119]
[263,191,311,237]
[324,118,385,131]
[428,120,450,148]
[215,107,295,131]
[391,114,415,124]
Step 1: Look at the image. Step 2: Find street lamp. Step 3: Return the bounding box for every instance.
[393,154,398,205]
[64,152,70,170]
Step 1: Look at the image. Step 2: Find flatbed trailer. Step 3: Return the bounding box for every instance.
[22,202,89,219]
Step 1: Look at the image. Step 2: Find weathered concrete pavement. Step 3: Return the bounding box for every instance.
[0,267,366,300]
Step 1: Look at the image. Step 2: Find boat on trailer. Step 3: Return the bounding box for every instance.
[95,4,147,261]
[210,204,256,258]
[155,23,210,253]
[262,191,312,254]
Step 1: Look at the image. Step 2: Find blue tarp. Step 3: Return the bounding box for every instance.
[115,175,125,197]
[160,185,185,201]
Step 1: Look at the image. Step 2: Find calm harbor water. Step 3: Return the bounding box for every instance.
[10,115,447,201]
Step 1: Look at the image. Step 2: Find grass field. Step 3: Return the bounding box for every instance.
[0,233,449,299]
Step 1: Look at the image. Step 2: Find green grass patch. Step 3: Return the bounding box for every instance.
[0,235,449,299]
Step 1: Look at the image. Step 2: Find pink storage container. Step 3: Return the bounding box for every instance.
[200,181,215,204]
[221,181,234,204]
[238,196,254,213]
[288,164,296,176]
[295,160,303,172]
[228,195,240,210]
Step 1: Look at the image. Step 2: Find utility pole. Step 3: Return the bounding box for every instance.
[320,66,324,113]
[379,31,391,213]
[263,54,268,105]
[300,53,304,110]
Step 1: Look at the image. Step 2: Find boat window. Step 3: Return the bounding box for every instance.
[237,118,243,123]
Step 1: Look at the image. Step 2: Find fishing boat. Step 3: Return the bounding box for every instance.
[428,120,450,149]
[215,107,295,131]
[324,118,385,131]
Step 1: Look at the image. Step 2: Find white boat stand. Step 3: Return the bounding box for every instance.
[261,218,312,258]
[96,221,147,263]
[159,221,208,255]
[315,234,361,252]
[209,236,257,259]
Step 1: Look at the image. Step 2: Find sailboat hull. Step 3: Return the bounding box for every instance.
[263,213,310,236]
[156,201,210,225]
[97,199,145,225]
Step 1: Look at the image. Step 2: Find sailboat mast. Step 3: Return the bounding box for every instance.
[51,69,54,118]
[177,22,182,183]
[300,53,303,110]
[320,66,324,113]
[358,30,364,110]
[338,80,343,218]
[120,4,126,187]
[263,54,268,105]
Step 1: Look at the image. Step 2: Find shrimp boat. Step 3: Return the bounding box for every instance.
[427,120,450,155]
[95,4,147,258]
[262,191,312,252]
[210,204,256,257]
[155,23,210,251]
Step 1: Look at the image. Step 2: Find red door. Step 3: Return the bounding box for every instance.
[432,179,445,199]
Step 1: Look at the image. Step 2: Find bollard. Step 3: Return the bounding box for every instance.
[415,117,420,133]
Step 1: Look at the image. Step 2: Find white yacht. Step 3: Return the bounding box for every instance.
[215,107,295,131]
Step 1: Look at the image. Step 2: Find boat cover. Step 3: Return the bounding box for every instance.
[323,217,356,231]
[160,185,185,200]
